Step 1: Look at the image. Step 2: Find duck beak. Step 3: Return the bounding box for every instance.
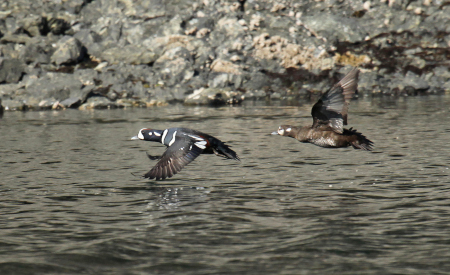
[131,136,140,140]
[271,131,279,135]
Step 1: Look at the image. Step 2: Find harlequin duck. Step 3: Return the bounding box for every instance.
[131,127,240,180]
[272,67,373,150]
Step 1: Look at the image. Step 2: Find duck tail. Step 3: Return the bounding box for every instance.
[214,142,240,161]
[345,128,374,151]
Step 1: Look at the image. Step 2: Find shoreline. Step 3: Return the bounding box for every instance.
[1,0,449,112]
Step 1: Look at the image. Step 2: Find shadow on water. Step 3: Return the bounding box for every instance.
[0,95,450,274]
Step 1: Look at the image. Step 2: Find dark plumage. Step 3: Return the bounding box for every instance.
[272,67,373,150]
[132,127,239,180]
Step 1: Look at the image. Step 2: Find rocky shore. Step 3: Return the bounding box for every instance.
[0,0,449,111]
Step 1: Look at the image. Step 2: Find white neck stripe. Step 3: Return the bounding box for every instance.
[168,131,177,146]
[161,129,168,145]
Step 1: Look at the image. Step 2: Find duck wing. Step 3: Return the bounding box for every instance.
[144,137,203,180]
[311,67,359,134]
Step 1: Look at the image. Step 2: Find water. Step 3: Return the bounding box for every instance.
[1,95,449,274]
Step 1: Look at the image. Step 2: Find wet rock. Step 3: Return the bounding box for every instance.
[2,99,27,111]
[51,36,86,65]
[38,98,59,110]
[270,92,281,100]
[116,98,146,108]
[60,97,82,108]
[243,90,267,100]
[143,87,177,104]
[402,71,430,91]
[184,87,243,106]
[78,96,118,110]
[0,59,25,83]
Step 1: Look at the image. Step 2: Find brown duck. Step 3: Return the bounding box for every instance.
[272,67,373,150]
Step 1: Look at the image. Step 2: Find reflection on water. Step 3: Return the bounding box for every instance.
[0,95,450,274]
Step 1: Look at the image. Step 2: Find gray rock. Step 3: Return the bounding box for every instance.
[302,13,367,44]
[4,16,21,34]
[62,0,86,14]
[101,45,157,65]
[0,33,31,45]
[24,73,85,103]
[242,72,271,91]
[209,74,231,88]
[0,59,25,83]
[1,0,449,112]
[154,46,194,86]
[0,83,25,99]
[270,92,281,100]
[60,97,82,108]
[20,37,54,64]
[21,15,47,37]
[0,43,20,60]
[51,36,86,65]
[73,29,104,59]
[402,71,430,91]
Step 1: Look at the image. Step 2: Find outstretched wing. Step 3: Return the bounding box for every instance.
[144,138,203,180]
[311,68,359,133]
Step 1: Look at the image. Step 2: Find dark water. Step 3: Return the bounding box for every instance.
[1,95,449,275]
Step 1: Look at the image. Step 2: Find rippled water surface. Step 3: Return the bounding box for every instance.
[1,95,450,274]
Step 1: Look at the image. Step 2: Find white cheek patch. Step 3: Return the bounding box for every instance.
[154,132,161,137]
[148,131,152,136]
[138,130,144,140]
[278,129,284,135]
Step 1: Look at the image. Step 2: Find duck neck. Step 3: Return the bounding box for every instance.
[293,126,310,142]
